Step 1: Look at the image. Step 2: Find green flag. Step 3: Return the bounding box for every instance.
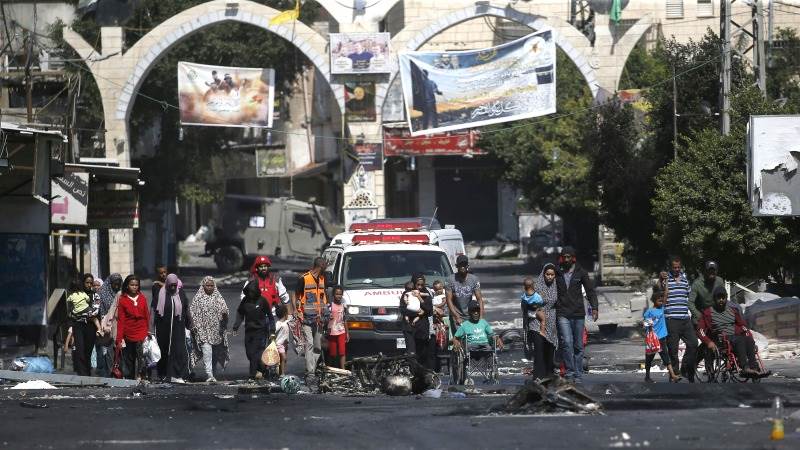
[610,0,622,24]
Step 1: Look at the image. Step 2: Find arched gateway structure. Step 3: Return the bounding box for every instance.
[60,0,654,275]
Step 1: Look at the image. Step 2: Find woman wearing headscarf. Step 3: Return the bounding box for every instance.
[190,276,230,382]
[95,273,122,377]
[531,263,560,380]
[154,273,192,383]
[399,273,434,370]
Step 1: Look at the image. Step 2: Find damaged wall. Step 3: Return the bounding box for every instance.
[748,115,800,216]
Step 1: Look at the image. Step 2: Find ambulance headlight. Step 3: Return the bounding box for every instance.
[348,306,362,315]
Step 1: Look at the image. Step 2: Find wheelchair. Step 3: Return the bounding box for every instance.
[450,339,500,386]
[700,332,766,383]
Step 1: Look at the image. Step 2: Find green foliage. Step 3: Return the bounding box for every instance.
[480,49,594,215]
[652,87,800,280]
[767,27,800,103]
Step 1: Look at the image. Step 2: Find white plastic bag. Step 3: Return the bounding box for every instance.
[143,334,161,368]
[262,340,280,367]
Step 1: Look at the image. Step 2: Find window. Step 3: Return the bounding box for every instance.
[292,213,317,235]
[697,0,714,18]
[248,216,265,228]
[666,0,684,19]
[341,251,453,289]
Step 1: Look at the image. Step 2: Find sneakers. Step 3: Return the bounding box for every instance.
[206,377,217,383]
[169,377,186,384]
[254,371,264,380]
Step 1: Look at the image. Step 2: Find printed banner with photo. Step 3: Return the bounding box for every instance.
[345,81,376,122]
[330,32,394,74]
[256,148,287,177]
[398,29,556,136]
[178,62,275,128]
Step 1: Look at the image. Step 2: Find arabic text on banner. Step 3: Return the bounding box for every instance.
[178,62,275,128]
[398,30,556,136]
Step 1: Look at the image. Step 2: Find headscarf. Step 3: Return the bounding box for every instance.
[97,273,122,317]
[534,263,559,346]
[190,276,229,345]
[157,273,183,318]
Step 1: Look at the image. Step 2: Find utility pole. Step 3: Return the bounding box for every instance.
[672,63,678,158]
[720,0,732,136]
[720,0,768,136]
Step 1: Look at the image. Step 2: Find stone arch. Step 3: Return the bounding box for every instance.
[113,0,338,121]
[377,3,601,109]
[604,15,654,92]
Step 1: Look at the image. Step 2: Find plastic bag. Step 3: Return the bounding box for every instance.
[14,357,54,374]
[645,327,661,355]
[143,334,161,368]
[262,340,281,367]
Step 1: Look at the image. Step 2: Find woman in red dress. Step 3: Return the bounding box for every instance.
[116,275,151,380]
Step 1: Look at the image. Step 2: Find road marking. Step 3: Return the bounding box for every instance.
[79,440,186,445]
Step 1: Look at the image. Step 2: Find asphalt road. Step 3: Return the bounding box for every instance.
[3,259,800,449]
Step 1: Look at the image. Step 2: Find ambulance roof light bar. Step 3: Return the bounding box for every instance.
[349,219,424,233]
[351,233,430,245]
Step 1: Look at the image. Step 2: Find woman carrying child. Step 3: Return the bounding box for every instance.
[529,263,560,380]
[643,288,681,383]
[399,273,434,369]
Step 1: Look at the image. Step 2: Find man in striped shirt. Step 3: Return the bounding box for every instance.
[665,256,698,382]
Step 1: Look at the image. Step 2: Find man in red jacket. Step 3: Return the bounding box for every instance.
[697,287,769,378]
[241,256,290,333]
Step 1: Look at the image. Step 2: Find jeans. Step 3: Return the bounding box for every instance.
[122,340,145,380]
[301,324,322,375]
[557,316,585,381]
[95,343,113,377]
[666,318,697,381]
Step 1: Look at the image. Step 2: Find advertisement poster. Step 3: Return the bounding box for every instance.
[748,115,800,216]
[88,190,140,229]
[345,81,376,122]
[256,148,287,177]
[398,30,556,136]
[330,32,394,74]
[354,143,383,171]
[178,62,275,128]
[383,128,484,156]
[0,234,47,325]
[51,172,89,226]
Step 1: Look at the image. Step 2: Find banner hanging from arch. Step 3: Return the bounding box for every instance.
[178,62,275,128]
[398,29,556,136]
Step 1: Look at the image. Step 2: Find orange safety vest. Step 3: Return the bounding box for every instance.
[299,271,326,317]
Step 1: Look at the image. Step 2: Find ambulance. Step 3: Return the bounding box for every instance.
[321,219,465,357]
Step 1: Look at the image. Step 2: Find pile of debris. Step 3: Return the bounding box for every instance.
[495,377,602,415]
[316,354,440,396]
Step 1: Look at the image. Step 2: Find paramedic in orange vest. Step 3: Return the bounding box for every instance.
[241,255,290,334]
[293,256,329,376]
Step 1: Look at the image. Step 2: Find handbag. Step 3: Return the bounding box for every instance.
[111,345,123,379]
[645,327,661,355]
[143,334,161,368]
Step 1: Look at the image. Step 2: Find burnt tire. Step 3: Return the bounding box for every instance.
[215,245,244,272]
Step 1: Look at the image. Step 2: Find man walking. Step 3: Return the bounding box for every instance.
[241,255,290,334]
[665,256,698,382]
[446,255,484,334]
[555,246,598,384]
[293,257,329,378]
[690,261,725,318]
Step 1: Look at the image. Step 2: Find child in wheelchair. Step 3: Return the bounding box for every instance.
[453,304,503,355]
[697,287,770,379]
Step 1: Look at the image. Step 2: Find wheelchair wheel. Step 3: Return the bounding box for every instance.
[450,349,465,385]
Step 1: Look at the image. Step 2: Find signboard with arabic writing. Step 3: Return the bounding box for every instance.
[383,128,484,156]
[51,172,89,227]
[398,30,556,136]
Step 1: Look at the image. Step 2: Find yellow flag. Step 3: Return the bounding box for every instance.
[270,0,300,26]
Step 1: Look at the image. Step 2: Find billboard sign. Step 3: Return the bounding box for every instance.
[51,172,89,226]
[88,190,140,229]
[383,128,484,156]
[398,29,556,136]
[330,32,394,74]
[748,115,800,216]
[256,148,287,177]
[178,62,275,128]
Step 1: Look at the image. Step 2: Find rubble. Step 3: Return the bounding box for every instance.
[316,354,440,396]
[495,378,603,415]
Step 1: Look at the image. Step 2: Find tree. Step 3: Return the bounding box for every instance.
[651,86,800,281]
